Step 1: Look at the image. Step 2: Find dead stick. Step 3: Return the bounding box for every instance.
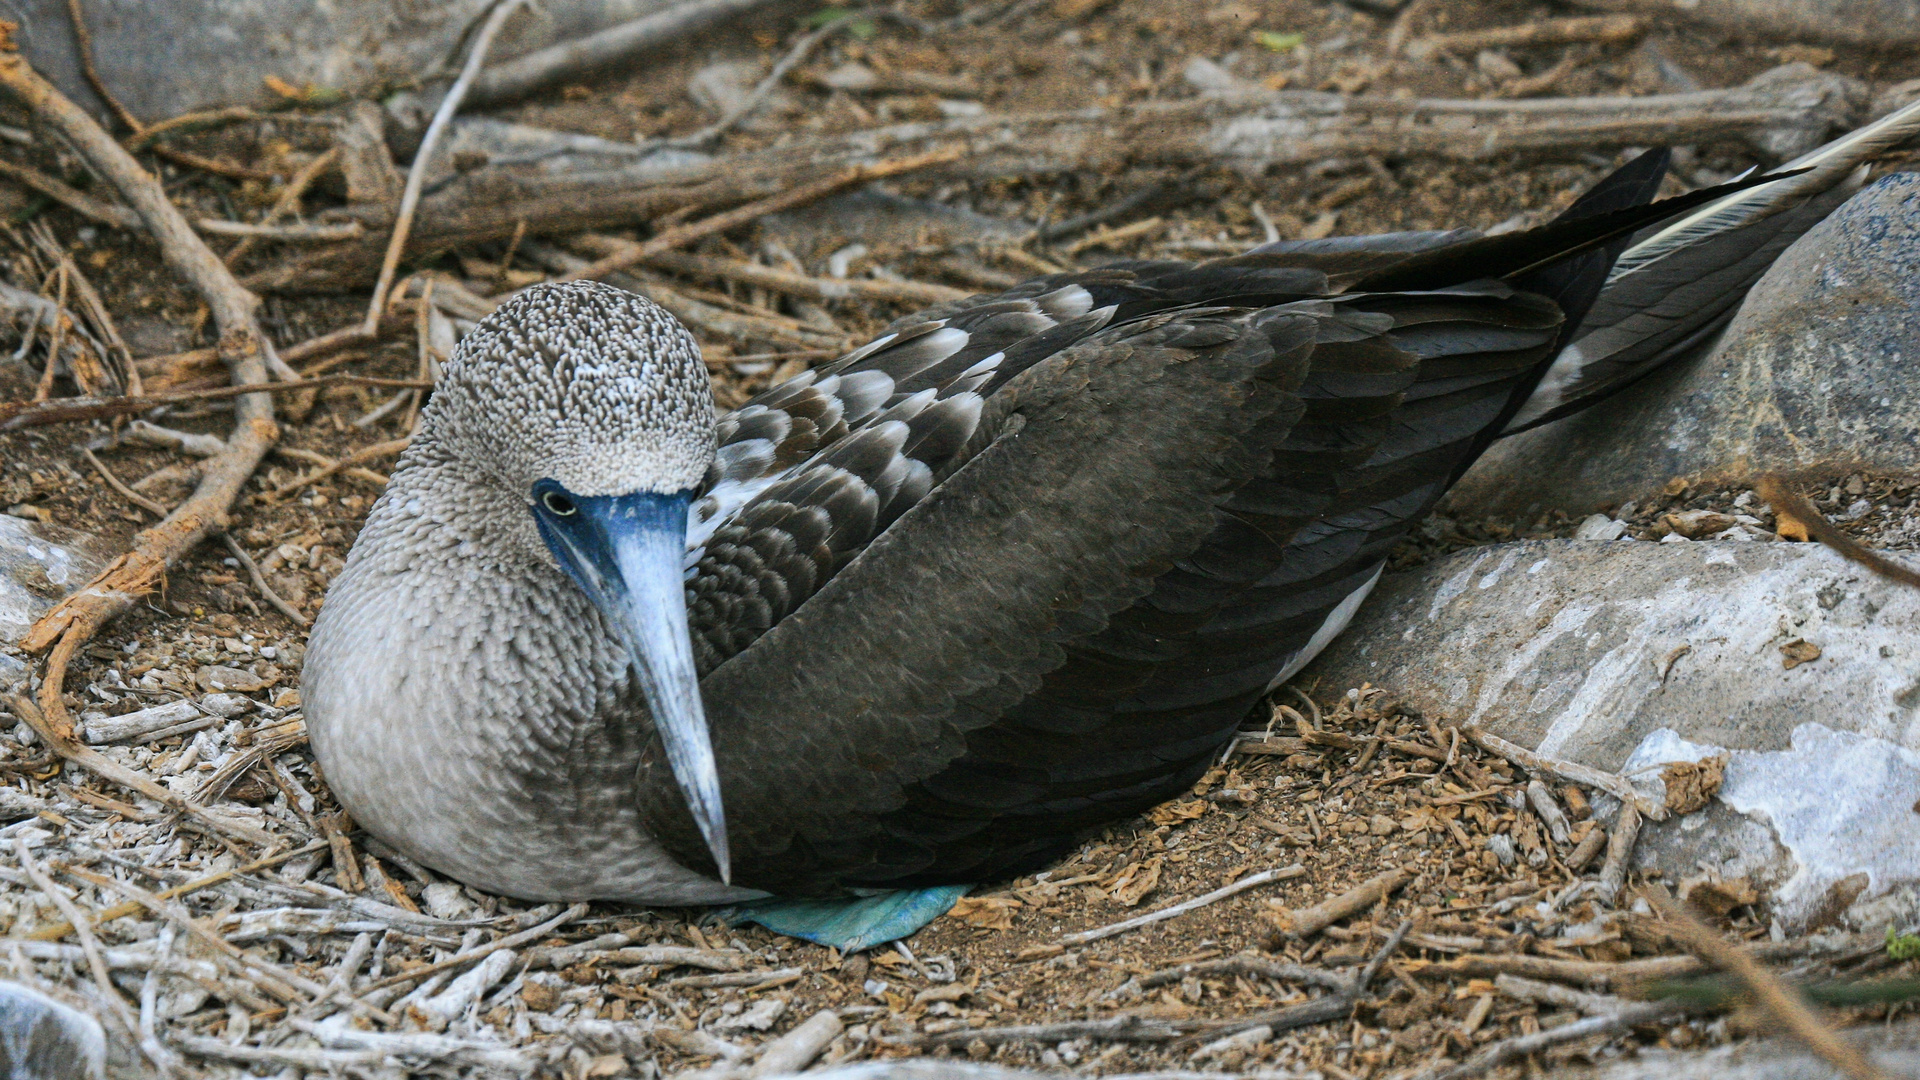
[364,0,531,334]
[5,694,274,847]
[67,866,352,1013]
[221,533,309,627]
[354,903,588,995]
[0,158,137,227]
[224,145,341,265]
[603,244,972,307]
[1272,868,1409,939]
[14,836,149,1063]
[1594,802,1641,905]
[1567,822,1608,872]
[64,0,147,135]
[27,840,327,943]
[81,446,169,517]
[1464,726,1664,820]
[1411,1000,1686,1080]
[1756,474,1920,589]
[262,437,410,501]
[557,147,966,285]
[0,46,285,835]
[1653,895,1890,1080]
[1,374,433,430]
[1406,15,1644,60]
[1059,864,1305,945]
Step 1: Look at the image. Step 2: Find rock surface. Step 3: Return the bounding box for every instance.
[1567,1021,1920,1080]
[1300,538,1920,764]
[0,0,676,122]
[0,515,115,648]
[1452,172,1920,521]
[1623,724,1920,932]
[1301,537,1920,932]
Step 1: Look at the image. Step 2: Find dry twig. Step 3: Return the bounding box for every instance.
[223,145,341,265]
[1595,802,1642,905]
[608,245,972,307]
[1465,726,1664,819]
[1653,895,1891,1080]
[364,0,532,333]
[261,436,410,501]
[1756,473,1920,589]
[1060,865,1305,945]
[0,45,287,841]
[13,837,145,1058]
[1271,868,1409,939]
[80,446,168,517]
[1411,1000,1686,1080]
[0,374,431,430]
[221,533,309,626]
[1405,15,1645,60]
[354,903,587,996]
[557,147,966,285]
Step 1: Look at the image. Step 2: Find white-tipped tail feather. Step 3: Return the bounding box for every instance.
[1506,96,1920,434]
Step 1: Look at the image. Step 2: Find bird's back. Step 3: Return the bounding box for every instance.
[652,150,1818,894]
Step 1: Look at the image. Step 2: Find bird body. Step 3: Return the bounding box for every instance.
[306,102,1920,913]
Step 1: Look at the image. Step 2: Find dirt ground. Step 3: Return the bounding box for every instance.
[1,0,1918,1077]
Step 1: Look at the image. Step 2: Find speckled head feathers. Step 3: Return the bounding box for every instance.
[425,281,714,497]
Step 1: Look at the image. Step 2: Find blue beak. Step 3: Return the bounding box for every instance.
[531,482,729,883]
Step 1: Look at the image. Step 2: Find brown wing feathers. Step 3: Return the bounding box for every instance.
[649,154,1794,893]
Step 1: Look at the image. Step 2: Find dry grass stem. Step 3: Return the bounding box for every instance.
[1654,896,1892,1080]
[1756,473,1920,588]
[363,0,533,334]
[1060,864,1305,945]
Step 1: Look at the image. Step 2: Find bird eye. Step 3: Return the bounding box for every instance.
[542,490,577,516]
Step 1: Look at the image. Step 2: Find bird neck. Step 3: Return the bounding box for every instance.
[303,450,748,904]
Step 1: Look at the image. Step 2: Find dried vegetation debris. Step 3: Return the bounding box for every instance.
[1396,471,1920,574]
[0,0,1917,1075]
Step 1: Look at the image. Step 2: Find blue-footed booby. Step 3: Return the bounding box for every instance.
[303,101,1920,942]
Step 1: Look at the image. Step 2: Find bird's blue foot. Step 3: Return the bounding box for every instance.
[714,885,970,953]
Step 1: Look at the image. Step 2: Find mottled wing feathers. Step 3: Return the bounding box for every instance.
[652,307,1321,891]
[683,286,1119,671]
[830,289,1564,889]
[1504,180,1855,433]
[654,157,1683,891]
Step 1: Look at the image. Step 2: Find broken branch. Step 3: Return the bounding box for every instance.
[0,44,285,831]
[1464,726,1665,820]
[0,374,432,430]
[557,147,966,285]
[1406,15,1645,61]
[1059,864,1305,945]
[365,0,531,334]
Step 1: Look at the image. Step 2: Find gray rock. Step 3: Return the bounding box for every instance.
[0,981,105,1080]
[1302,538,1920,764]
[1623,724,1920,932]
[1302,538,1920,931]
[0,0,676,122]
[1565,1019,1920,1079]
[1568,0,1920,48]
[1452,172,1920,521]
[0,515,115,648]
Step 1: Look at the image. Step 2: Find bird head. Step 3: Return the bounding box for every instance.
[424,280,731,882]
